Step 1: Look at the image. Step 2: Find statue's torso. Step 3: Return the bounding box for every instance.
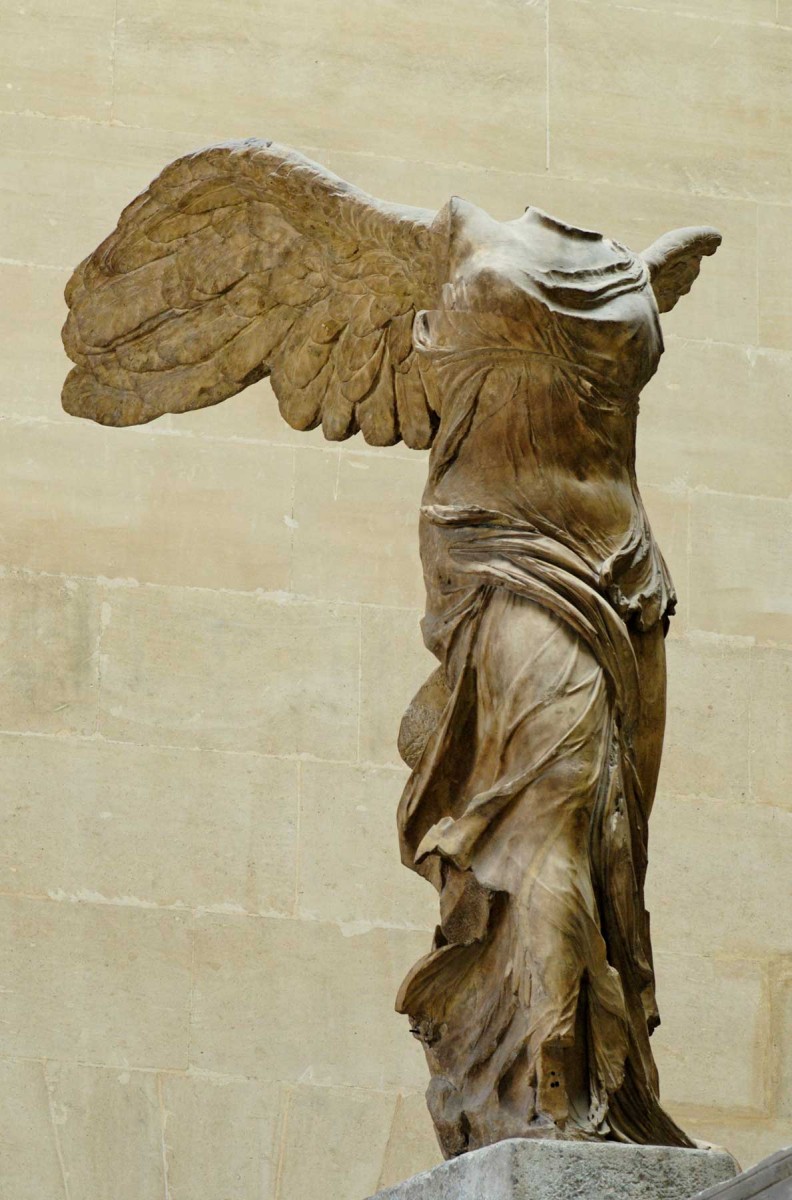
[415,203,674,645]
[424,354,640,562]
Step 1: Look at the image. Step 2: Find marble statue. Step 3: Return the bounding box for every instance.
[61,139,721,1157]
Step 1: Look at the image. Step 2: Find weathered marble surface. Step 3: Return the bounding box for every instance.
[61,138,722,1156]
[365,1137,737,1200]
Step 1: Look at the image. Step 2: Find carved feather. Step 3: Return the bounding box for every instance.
[640,225,722,314]
[62,138,440,449]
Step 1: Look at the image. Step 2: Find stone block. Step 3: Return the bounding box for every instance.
[650,953,767,1111]
[0,114,196,269]
[757,204,792,351]
[44,1062,165,1200]
[297,761,435,931]
[0,419,294,591]
[191,913,428,1090]
[646,796,792,958]
[595,0,775,19]
[750,648,792,810]
[0,264,72,420]
[378,1093,444,1192]
[112,0,549,174]
[278,1084,396,1200]
[0,571,99,736]
[97,583,360,759]
[160,1072,283,1200]
[0,0,114,120]
[0,896,191,1067]
[0,733,298,914]
[366,1137,736,1200]
[662,635,751,802]
[292,447,426,608]
[159,375,325,447]
[689,494,792,644]
[0,1058,66,1200]
[777,975,792,1120]
[638,343,792,500]
[550,1,792,201]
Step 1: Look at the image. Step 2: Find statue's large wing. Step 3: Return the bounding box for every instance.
[62,139,440,448]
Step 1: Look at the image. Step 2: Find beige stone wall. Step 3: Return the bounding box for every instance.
[2,1,791,1196]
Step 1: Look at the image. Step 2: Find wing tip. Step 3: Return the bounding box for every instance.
[61,368,153,427]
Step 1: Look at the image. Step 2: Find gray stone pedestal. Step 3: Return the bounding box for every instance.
[366,1138,738,1200]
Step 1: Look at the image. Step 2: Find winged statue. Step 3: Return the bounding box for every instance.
[61,138,721,1157]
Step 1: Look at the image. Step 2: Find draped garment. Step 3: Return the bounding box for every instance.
[394,202,691,1155]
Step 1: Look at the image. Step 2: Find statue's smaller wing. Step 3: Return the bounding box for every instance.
[640,225,722,313]
[62,139,440,448]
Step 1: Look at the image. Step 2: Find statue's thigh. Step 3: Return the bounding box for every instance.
[477,588,596,702]
[475,589,608,796]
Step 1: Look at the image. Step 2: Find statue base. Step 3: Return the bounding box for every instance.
[366,1137,738,1200]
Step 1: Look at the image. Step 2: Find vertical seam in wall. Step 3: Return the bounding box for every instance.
[747,640,755,804]
[292,760,303,917]
[272,1084,294,1200]
[374,1093,402,1193]
[94,586,110,740]
[287,446,297,594]
[754,203,761,347]
[762,959,783,1116]
[43,1061,72,1200]
[185,920,196,1070]
[545,0,551,170]
[109,0,119,123]
[157,1073,172,1200]
[684,489,692,633]
[356,605,363,764]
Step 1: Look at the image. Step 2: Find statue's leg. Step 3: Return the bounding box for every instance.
[628,623,667,821]
[615,622,667,1041]
[398,591,628,1152]
[597,621,693,1147]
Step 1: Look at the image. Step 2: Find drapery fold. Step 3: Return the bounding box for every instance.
[396,506,691,1155]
